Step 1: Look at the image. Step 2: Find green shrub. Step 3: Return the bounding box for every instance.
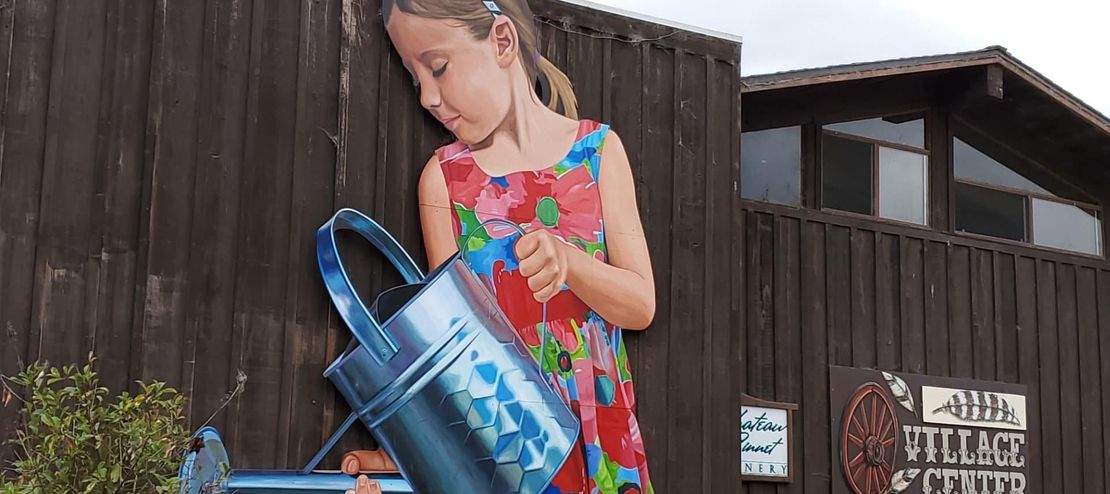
[0,355,186,493]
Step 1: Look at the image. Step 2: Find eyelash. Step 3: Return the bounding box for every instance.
[412,62,448,88]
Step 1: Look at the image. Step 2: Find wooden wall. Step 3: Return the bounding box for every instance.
[738,107,1110,493]
[0,0,743,490]
[741,65,1110,492]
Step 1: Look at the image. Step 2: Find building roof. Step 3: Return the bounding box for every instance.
[741,46,1110,138]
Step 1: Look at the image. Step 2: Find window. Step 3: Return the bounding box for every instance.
[821,116,928,225]
[953,136,1102,256]
[741,126,801,206]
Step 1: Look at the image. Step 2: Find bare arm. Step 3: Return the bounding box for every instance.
[417,155,458,269]
[516,131,656,329]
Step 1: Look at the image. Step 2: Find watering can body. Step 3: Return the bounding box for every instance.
[315,209,580,493]
[179,209,580,494]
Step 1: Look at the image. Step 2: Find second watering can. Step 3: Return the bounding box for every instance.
[316,208,579,494]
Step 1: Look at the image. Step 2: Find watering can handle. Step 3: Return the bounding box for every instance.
[458,219,551,375]
[317,208,425,364]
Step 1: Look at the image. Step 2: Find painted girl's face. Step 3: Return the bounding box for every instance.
[386,8,514,145]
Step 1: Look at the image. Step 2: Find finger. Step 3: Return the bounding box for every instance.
[526,264,559,292]
[341,454,360,475]
[513,231,544,259]
[517,240,555,277]
[533,279,562,303]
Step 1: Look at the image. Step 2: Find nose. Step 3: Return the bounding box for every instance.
[418,82,441,110]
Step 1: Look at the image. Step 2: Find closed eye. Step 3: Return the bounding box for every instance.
[432,62,448,78]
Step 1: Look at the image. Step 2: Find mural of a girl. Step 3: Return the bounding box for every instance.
[349,1,656,493]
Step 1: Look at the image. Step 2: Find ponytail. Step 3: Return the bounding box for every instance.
[536,56,578,120]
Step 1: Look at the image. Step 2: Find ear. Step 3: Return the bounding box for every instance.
[489,16,519,68]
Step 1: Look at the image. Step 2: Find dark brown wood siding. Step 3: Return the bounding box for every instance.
[738,200,1110,493]
[0,0,742,490]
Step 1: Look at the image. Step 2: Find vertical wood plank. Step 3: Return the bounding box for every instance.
[226,0,300,468]
[994,253,1019,383]
[86,0,155,394]
[182,0,253,436]
[745,211,774,494]
[1036,260,1062,490]
[0,0,57,463]
[1098,269,1110,494]
[634,42,674,488]
[327,0,389,462]
[565,27,602,121]
[664,49,707,494]
[800,220,829,494]
[899,237,925,374]
[134,0,206,389]
[1014,256,1041,493]
[773,216,801,494]
[746,212,774,401]
[276,0,342,468]
[850,229,876,369]
[1075,267,1104,493]
[1055,264,1083,493]
[875,233,900,371]
[970,248,996,380]
[704,56,740,494]
[923,240,949,375]
[947,245,973,378]
[31,0,109,366]
[826,225,851,366]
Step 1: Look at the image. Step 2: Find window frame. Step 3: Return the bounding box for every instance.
[950,132,1104,256]
[817,113,931,227]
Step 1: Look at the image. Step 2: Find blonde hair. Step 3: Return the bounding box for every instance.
[383,0,579,120]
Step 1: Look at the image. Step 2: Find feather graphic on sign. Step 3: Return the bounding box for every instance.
[882,371,916,416]
[889,468,921,493]
[931,390,1021,426]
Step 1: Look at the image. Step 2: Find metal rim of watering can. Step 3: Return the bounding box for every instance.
[457,218,552,376]
[317,208,426,365]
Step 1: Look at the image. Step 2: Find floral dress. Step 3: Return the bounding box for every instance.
[435,120,653,494]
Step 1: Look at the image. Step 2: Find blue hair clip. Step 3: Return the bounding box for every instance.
[482,1,502,16]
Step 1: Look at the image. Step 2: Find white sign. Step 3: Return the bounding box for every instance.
[741,405,790,479]
[922,386,1028,431]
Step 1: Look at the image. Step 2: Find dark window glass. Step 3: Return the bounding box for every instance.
[953,137,1049,195]
[822,134,872,215]
[741,126,801,205]
[824,117,924,149]
[954,182,1026,242]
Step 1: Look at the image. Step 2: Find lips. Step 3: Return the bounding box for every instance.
[439,114,461,131]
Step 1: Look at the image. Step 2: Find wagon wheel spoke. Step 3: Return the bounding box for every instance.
[847,433,865,448]
[851,461,867,482]
[849,451,864,468]
[880,458,893,479]
[852,414,867,437]
[875,400,888,439]
[881,436,896,447]
[879,406,894,439]
[865,464,873,493]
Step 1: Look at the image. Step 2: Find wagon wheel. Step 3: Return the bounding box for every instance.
[840,382,898,494]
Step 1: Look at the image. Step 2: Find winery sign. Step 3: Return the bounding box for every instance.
[830,366,1029,494]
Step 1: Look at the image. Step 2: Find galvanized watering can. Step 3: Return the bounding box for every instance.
[179,208,579,493]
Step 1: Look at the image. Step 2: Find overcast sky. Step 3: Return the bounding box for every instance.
[588,0,1110,116]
